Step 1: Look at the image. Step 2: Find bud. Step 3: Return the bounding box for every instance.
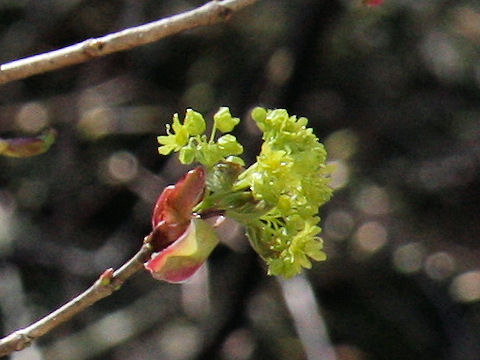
[184,109,206,135]
[217,134,243,156]
[0,129,56,158]
[214,107,240,133]
[179,146,195,164]
[145,166,221,283]
[145,218,219,283]
[150,167,205,250]
[251,107,267,123]
[363,0,384,6]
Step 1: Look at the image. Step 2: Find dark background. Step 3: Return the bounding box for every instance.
[1,1,480,359]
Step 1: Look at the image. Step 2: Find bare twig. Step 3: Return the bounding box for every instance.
[0,0,258,85]
[0,243,153,357]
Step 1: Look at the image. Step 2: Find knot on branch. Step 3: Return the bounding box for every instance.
[212,2,233,22]
[83,38,105,57]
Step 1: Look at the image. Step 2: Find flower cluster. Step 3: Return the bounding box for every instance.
[151,107,333,280]
[158,107,243,167]
[231,108,333,277]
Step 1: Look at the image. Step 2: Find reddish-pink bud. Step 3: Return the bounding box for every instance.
[145,167,220,282]
[98,268,114,285]
[152,167,205,227]
[145,218,219,283]
[150,167,206,250]
[363,0,384,6]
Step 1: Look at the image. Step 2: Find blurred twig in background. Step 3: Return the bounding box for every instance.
[279,275,337,360]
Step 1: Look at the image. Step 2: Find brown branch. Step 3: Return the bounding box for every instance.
[0,242,153,358]
[0,0,258,85]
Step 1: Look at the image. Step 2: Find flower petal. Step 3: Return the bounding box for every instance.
[145,218,219,283]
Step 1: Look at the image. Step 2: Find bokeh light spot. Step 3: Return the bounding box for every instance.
[450,270,480,303]
[78,106,114,139]
[354,184,390,215]
[351,221,388,258]
[182,83,215,113]
[328,160,350,189]
[104,151,139,183]
[325,129,359,160]
[453,6,480,41]
[267,47,294,86]
[16,102,49,133]
[393,242,426,274]
[420,31,463,82]
[324,210,355,241]
[424,251,455,281]
[221,328,256,360]
[159,322,200,360]
[417,155,475,191]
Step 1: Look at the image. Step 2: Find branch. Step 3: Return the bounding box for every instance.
[0,242,153,357]
[0,0,258,85]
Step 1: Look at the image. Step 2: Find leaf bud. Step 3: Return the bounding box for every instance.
[145,218,219,283]
[251,107,267,123]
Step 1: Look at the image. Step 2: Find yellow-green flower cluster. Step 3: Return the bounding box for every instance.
[158,107,243,167]
[232,108,333,277]
[157,107,333,277]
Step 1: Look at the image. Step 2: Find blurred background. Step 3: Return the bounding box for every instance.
[1,0,480,359]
